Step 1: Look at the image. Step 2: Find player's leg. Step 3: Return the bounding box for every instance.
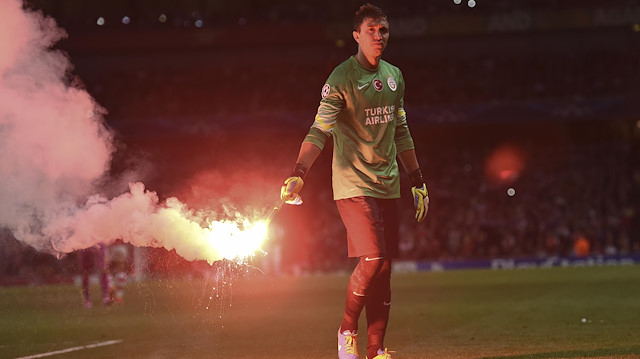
[97,245,112,305]
[365,258,391,359]
[342,255,385,332]
[336,197,387,359]
[338,256,384,359]
[114,271,127,303]
[78,249,93,308]
[365,199,398,358]
[111,244,130,304]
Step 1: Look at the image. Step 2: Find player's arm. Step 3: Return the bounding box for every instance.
[393,71,428,222]
[395,101,429,223]
[281,74,343,204]
[280,142,321,205]
[294,141,323,173]
[398,149,419,174]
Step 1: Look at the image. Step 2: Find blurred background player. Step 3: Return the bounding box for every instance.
[77,242,131,307]
[107,241,131,304]
[280,4,428,359]
[77,244,110,308]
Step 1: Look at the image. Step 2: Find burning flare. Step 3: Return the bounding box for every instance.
[49,182,271,264]
[207,220,269,262]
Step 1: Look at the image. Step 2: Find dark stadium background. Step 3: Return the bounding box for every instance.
[2,0,639,283]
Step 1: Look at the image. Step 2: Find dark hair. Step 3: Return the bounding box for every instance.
[353,3,387,32]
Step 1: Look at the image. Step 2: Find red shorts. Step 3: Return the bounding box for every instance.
[336,196,399,258]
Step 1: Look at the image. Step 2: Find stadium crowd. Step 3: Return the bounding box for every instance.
[270,132,640,273]
[73,37,639,130]
[26,0,624,30]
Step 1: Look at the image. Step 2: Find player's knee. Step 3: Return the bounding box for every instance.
[378,258,391,278]
[360,255,385,271]
[349,256,385,296]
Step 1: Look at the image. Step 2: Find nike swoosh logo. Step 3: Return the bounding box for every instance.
[364,256,383,261]
[357,83,369,90]
[383,301,391,306]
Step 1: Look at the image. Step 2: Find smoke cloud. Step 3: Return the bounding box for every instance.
[0,1,263,263]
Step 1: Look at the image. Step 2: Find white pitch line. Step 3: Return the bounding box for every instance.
[13,339,123,359]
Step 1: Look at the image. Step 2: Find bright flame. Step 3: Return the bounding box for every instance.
[205,220,269,262]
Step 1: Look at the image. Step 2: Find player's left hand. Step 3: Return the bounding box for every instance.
[281,176,304,205]
[411,184,429,222]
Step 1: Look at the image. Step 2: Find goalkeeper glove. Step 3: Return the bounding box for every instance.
[280,163,307,205]
[409,169,429,223]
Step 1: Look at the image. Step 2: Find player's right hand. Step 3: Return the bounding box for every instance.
[281,176,304,205]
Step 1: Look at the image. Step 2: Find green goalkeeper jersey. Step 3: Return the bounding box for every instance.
[304,56,415,200]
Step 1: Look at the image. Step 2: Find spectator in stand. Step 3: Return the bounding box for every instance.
[572,232,591,258]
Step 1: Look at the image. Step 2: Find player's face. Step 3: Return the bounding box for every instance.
[353,17,389,58]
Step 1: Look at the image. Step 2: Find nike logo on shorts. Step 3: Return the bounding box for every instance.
[364,256,383,261]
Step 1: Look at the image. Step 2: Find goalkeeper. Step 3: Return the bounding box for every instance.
[280,4,428,359]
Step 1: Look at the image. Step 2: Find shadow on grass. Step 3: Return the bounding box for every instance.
[480,345,640,359]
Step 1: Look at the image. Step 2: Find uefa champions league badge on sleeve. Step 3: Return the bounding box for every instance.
[387,76,397,91]
[321,83,330,98]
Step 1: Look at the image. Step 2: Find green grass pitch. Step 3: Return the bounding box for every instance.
[1,265,640,358]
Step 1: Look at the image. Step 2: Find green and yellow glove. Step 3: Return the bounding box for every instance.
[280,163,307,205]
[409,169,429,222]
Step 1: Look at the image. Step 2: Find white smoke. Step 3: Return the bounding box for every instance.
[0,1,112,252]
[0,1,265,263]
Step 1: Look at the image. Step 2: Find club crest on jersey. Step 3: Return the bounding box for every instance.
[373,78,383,92]
[321,83,330,99]
[387,76,397,91]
